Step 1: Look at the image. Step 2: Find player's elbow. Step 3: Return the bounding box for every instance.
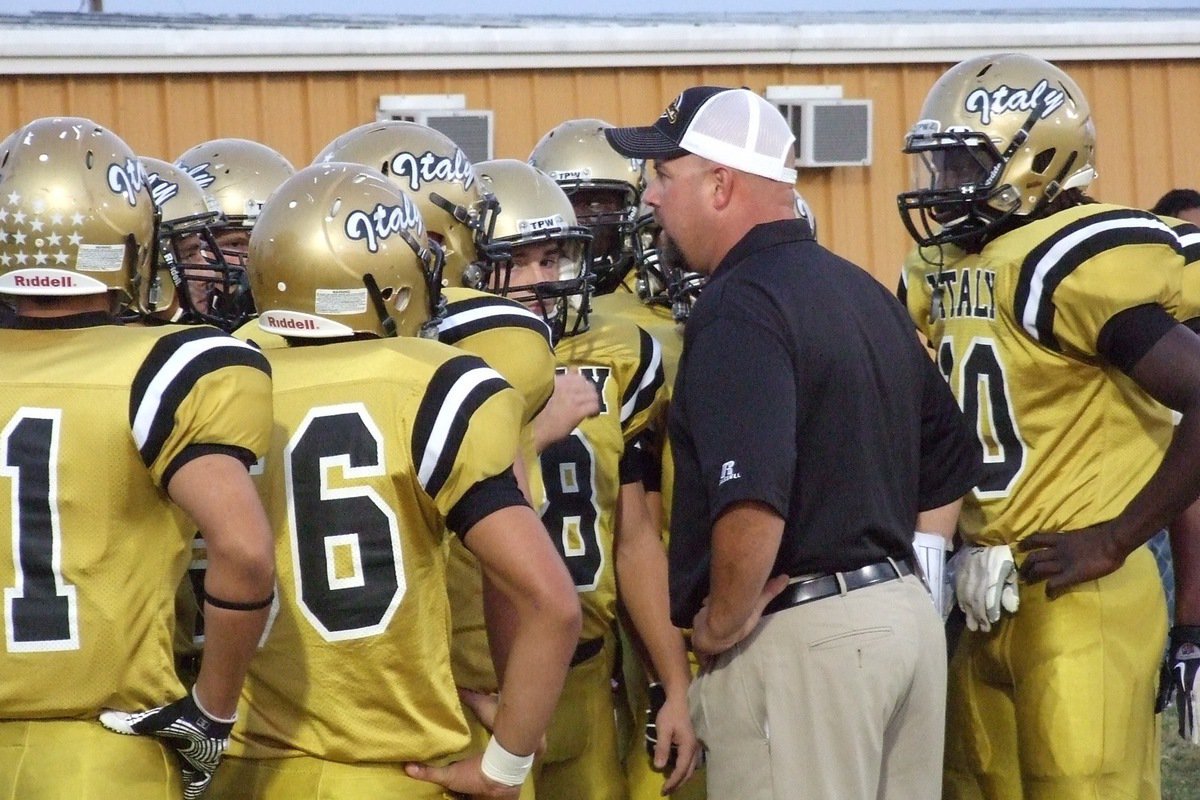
[203,524,277,594]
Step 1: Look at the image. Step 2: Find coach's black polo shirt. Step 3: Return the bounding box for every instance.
[667,218,981,626]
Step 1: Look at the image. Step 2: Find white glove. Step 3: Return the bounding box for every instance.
[953,544,1019,633]
[1157,626,1200,745]
[912,531,951,618]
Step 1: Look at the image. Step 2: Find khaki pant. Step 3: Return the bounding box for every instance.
[689,575,945,800]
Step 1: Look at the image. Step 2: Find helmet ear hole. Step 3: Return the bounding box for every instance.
[392,286,410,313]
[1032,148,1057,175]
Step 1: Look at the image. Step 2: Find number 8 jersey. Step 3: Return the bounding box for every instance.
[229,336,526,765]
[899,203,1188,546]
[530,313,666,642]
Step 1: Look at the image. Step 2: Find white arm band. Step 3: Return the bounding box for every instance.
[481,735,535,787]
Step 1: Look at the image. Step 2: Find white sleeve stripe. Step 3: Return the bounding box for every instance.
[620,334,663,424]
[417,366,505,489]
[131,337,260,450]
[1020,216,1175,341]
[440,304,541,333]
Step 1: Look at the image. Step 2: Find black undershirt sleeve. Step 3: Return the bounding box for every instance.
[1096,303,1179,375]
[449,467,529,540]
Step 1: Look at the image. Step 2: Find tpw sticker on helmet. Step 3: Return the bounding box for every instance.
[550,168,592,182]
[388,148,476,193]
[910,119,941,136]
[107,158,150,206]
[344,194,424,254]
[964,80,1065,126]
[517,214,565,234]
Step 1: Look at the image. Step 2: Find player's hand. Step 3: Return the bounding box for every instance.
[645,682,701,794]
[954,544,1019,632]
[405,753,522,798]
[457,687,547,761]
[533,370,602,450]
[1017,521,1126,598]
[99,688,234,800]
[1156,625,1200,745]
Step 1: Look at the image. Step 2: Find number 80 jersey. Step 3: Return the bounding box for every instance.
[899,203,1187,547]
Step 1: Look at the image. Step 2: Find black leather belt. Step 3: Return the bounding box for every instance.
[762,559,912,616]
[569,636,604,667]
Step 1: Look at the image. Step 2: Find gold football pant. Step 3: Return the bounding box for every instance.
[618,623,707,800]
[0,719,181,800]
[209,755,457,799]
[532,631,627,800]
[944,545,1167,800]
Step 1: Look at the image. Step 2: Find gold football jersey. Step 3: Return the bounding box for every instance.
[591,291,684,539]
[232,316,287,351]
[1164,216,1200,325]
[439,287,556,692]
[899,203,1186,545]
[229,336,525,764]
[0,322,272,719]
[439,287,556,426]
[527,312,667,641]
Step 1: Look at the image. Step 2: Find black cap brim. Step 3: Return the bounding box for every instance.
[604,126,689,162]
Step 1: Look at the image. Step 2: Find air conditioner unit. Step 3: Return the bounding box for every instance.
[375,95,494,162]
[778,99,872,168]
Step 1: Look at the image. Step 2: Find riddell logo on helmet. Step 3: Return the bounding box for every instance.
[11,274,75,288]
[262,314,317,330]
[963,80,1066,126]
[389,149,476,192]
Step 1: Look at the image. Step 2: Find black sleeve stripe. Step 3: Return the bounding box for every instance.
[412,355,512,498]
[1172,223,1200,265]
[130,328,271,468]
[1013,209,1181,351]
[438,298,553,349]
[896,269,908,305]
[620,327,665,426]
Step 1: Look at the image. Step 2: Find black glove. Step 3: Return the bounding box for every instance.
[100,688,235,799]
[644,682,678,771]
[1155,625,1200,745]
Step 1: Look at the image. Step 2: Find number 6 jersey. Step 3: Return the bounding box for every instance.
[899,203,1189,545]
[228,335,526,765]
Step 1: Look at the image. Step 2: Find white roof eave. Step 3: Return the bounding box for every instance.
[1,19,1198,74]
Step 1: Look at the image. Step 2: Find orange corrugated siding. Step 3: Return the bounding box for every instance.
[2,60,1197,286]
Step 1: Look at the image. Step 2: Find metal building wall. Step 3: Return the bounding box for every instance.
[2,59,1196,286]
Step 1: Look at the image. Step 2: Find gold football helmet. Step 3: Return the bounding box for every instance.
[0,116,155,302]
[138,156,252,330]
[898,53,1097,248]
[475,159,592,342]
[174,138,295,229]
[313,121,496,290]
[528,118,644,295]
[247,162,442,340]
